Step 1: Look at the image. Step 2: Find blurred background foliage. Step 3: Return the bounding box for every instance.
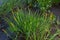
[0,0,60,16]
[52,0,60,4]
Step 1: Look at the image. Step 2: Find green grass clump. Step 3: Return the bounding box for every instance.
[0,0,52,15]
[1,0,60,40]
[0,0,60,15]
[0,0,21,15]
[37,0,52,12]
[4,9,60,40]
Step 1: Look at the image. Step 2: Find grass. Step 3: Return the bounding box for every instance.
[0,0,21,15]
[37,0,52,12]
[0,0,60,40]
[0,0,55,15]
[4,9,60,40]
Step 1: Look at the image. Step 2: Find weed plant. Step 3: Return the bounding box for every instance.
[4,9,60,40]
